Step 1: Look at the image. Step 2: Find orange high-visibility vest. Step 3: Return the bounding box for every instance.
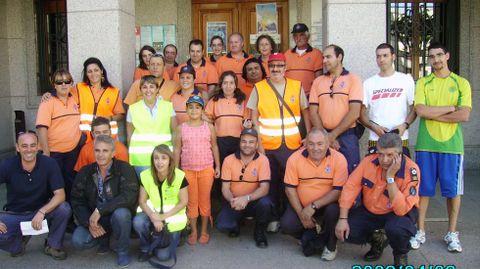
[76,82,120,140]
[256,78,302,150]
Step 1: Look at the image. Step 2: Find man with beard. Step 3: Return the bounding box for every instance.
[216,128,272,248]
[410,42,472,253]
[309,44,363,174]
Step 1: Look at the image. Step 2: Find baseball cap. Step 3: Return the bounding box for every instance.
[178,64,196,79]
[268,52,286,63]
[186,95,204,107]
[240,128,258,138]
[291,23,309,33]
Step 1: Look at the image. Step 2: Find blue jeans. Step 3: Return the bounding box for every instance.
[71,208,132,255]
[133,213,180,261]
[0,202,71,254]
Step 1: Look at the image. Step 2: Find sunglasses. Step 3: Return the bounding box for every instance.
[329,77,340,98]
[54,80,72,85]
[239,165,246,181]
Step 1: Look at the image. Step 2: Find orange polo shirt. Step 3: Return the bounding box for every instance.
[284,45,323,95]
[339,154,420,216]
[171,88,201,125]
[36,93,81,153]
[216,52,251,89]
[133,67,150,81]
[309,69,363,130]
[205,97,250,138]
[221,151,270,197]
[124,78,179,105]
[74,140,129,171]
[206,54,220,67]
[241,82,255,101]
[284,148,348,207]
[258,57,271,78]
[174,59,219,92]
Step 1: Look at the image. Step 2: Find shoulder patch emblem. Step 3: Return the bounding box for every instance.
[410,167,418,181]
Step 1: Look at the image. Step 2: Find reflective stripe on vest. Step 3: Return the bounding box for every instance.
[138,168,187,232]
[255,78,302,150]
[77,83,120,138]
[128,99,173,166]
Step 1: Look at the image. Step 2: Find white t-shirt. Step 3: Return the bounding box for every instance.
[363,72,415,141]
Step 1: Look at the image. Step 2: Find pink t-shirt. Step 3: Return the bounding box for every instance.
[180,121,214,171]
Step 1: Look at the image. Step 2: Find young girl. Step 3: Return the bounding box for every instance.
[133,144,188,265]
[127,75,176,176]
[174,95,221,245]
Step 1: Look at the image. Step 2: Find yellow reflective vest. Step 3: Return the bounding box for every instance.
[138,168,187,232]
[128,99,173,166]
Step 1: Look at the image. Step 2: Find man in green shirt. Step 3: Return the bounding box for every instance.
[411,42,472,253]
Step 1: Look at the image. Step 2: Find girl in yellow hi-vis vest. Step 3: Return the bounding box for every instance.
[133,144,188,265]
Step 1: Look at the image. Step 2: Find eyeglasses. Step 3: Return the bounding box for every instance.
[239,165,246,181]
[268,64,286,69]
[54,80,72,85]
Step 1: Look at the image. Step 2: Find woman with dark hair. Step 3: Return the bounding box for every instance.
[133,144,188,265]
[75,57,125,142]
[206,35,224,67]
[36,69,84,200]
[206,71,251,165]
[133,45,156,81]
[241,58,267,100]
[255,34,276,77]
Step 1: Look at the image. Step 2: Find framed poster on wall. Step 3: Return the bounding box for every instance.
[206,21,227,55]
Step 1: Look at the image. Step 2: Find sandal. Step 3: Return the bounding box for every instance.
[187,231,197,245]
[199,233,210,245]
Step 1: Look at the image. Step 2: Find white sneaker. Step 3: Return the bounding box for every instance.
[409,230,426,250]
[266,221,280,233]
[321,246,337,261]
[444,231,462,253]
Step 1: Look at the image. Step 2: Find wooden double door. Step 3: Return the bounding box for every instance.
[192,0,290,55]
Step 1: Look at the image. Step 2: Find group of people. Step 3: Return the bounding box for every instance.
[0,22,471,268]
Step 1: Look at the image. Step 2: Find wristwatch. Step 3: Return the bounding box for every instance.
[387,177,395,184]
[311,203,317,210]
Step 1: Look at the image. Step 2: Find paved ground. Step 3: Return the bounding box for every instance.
[1,170,478,269]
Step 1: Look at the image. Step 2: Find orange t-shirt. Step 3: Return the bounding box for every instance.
[174,59,219,92]
[74,140,129,171]
[165,63,179,80]
[221,152,270,197]
[284,148,348,207]
[284,46,323,95]
[259,57,271,78]
[170,88,201,125]
[36,94,81,152]
[339,154,420,216]
[133,67,150,81]
[309,69,363,130]
[124,78,179,105]
[205,97,250,138]
[241,82,255,101]
[216,52,251,89]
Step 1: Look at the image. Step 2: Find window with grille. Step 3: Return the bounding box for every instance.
[35,0,68,94]
[387,0,459,80]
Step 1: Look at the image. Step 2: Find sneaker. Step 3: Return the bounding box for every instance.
[409,230,426,250]
[321,246,337,261]
[394,253,408,266]
[444,231,462,253]
[364,229,389,261]
[44,245,67,260]
[266,221,280,233]
[228,227,240,238]
[10,236,31,257]
[117,253,130,268]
